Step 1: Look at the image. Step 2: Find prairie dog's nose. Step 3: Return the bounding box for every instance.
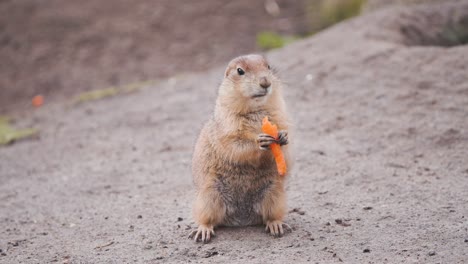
[260,77,271,89]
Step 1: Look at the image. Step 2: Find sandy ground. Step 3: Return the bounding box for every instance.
[1,1,468,263]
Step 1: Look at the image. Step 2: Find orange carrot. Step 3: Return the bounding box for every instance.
[32,95,44,108]
[262,116,287,176]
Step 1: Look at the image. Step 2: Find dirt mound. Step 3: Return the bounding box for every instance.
[1,1,467,263]
[366,0,468,46]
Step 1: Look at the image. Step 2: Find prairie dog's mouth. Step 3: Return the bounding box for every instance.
[252,87,271,98]
[252,93,267,98]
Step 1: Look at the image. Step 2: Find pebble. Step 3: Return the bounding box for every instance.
[144,245,152,250]
[9,241,19,247]
[335,219,351,226]
[203,251,218,258]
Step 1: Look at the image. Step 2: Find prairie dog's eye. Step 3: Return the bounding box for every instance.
[237,68,245,75]
[268,65,271,70]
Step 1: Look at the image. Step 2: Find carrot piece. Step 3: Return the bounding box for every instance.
[32,95,44,107]
[262,116,287,176]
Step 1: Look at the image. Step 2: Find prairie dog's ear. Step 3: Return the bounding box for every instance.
[224,65,233,77]
[224,65,231,78]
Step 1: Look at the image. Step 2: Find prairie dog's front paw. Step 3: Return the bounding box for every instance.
[257,133,276,150]
[277,130,288,146]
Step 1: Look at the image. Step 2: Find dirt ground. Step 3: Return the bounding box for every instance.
[0,0,309,114]
[1,1,468,263]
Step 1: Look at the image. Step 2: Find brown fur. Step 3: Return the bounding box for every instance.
[191,54,292,242]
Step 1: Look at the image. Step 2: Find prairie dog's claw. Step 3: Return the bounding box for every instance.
[277,130,288,146]
[258,133,276,150]
[190,225,215,243]
[265,220,292,238]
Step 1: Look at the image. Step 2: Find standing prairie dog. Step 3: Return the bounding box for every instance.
[190,54,292,243]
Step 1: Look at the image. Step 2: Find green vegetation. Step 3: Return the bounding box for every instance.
[256,32,298,50]
[319,0,366,26]
[73,88,118,103]
[0,116,38,146]
[256,0,367,50]
[307,0,367,34]
[440,22,468,46]
[73,80,153,104]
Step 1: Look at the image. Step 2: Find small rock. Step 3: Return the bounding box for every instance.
[144,245,152,250]
[335,218,351,226]
[137,215,142,219]
[363,206,373,210]
[289,208,306,215]
[9,241,19,247]
[177,217,183,221]
[464,239,468,243]
[363,249,371,253]
[428,251,436,256]
[334,219,351,226]
[203,251,218,258]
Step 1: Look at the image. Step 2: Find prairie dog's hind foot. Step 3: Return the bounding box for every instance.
[265,220,292,237]
[189,224,215,243]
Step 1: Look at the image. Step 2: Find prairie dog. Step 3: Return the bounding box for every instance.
[190,54,292,243]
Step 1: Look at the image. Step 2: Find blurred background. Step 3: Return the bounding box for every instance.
[0,0,444,114]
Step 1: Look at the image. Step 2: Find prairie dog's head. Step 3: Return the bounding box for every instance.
[219,54,280,108]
